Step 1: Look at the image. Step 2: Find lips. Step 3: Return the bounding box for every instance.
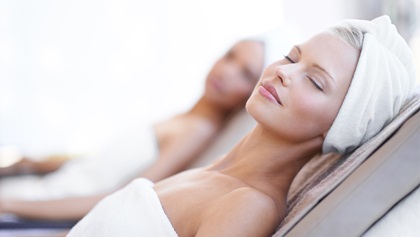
[262,81,282,105]
[208,76,224,93]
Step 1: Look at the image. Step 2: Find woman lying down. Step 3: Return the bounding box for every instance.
[65,15,416,236]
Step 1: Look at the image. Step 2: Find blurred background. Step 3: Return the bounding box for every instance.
[0,0,419,164]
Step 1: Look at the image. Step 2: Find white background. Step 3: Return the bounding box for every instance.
[0,0,418,158]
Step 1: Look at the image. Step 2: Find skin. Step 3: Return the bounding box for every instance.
[37,31,359,236]
[148,40,264,181]
[247,33,360,143]
[0,41,264,220]
[3,32,361,236]
[0,41,263,180]
[154,32,360,237]
[0,156,69,177]
[203,40,264,111]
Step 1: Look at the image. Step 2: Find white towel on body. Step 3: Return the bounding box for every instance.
[0,125,158,200]
[67,178,179,237]
[323,15,417,154]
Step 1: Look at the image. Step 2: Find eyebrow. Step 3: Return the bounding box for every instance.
[294,45,335,83]
[313,63,335,83]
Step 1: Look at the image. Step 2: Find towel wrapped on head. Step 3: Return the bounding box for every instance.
[323,15,417,154]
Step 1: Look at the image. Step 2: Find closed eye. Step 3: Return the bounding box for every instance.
[308,77,323,91]
[284,55,295,63]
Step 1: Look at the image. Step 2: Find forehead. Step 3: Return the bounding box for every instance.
[232,41,264,62]
[232,40,263,53]
[231,40,264,74]
[299,32,360,85]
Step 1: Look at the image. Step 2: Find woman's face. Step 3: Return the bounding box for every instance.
[204,41,264,110]
[246,32,360,143]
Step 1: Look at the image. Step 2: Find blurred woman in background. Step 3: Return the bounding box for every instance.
[0,28,293,221]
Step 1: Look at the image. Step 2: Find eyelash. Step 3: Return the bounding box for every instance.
[284,55,295,63]
[308,77,323,91]
[284,55,323,92]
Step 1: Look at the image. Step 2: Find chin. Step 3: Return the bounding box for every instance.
[245,97,270,125]
[245,97,254,115]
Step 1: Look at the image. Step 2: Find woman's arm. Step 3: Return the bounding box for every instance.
[0,192,111,220]
[0,157,68,177]
[142,120,216,182]
[140,140,203,182]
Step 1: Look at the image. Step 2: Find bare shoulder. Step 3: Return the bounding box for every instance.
[196,187,282,237]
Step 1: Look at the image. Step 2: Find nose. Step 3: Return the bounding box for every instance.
[275,65,292,87]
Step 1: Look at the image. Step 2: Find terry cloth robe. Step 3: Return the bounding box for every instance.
[68,178,179,237]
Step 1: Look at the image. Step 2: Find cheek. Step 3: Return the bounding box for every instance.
[227,80,255,100]
[208,60,228,79]
[291,93,336,134]
[216,83,253,110]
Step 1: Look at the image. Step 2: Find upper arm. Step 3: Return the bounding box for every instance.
[0,192,110,220]
[196,188,281,237]
[140,139,203,182]
[141,125,214,182]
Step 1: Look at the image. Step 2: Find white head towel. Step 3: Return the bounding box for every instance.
[247,26,297,68]
[323,15,416,154]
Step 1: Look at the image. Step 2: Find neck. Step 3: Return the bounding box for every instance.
[187,96,236,128]
[210,124,323,199]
